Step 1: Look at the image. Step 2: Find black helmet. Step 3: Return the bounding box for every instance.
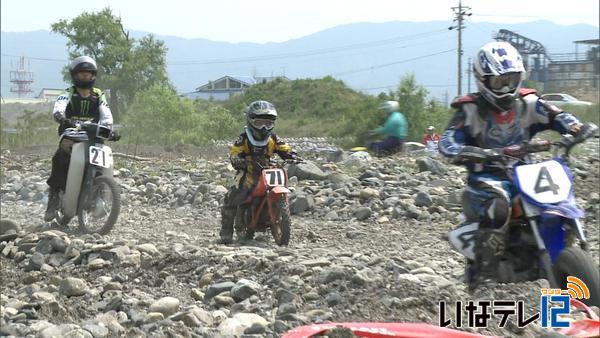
[69,56,97,89]
[245,100,277,145]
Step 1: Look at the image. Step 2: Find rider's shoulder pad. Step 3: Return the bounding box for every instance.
[450,94,477,108]
[519,88,537,97]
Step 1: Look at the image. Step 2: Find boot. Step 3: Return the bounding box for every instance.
[472,228,506,287]
[44,187,60,222]
[218,206,236,244]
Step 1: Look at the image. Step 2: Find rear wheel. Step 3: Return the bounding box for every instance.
[552,247,600,307]
[271,198,291,246]
[78,176,120,235]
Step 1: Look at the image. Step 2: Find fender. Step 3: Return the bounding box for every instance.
[271,186,291,194]
[63,141,87,218]
[450,94,477,108]
[519,88,537,97]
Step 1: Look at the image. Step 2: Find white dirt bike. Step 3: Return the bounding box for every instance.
[52,122,121,235]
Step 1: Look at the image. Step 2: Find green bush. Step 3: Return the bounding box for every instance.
[1,110,56,148]
[123,84,238,145]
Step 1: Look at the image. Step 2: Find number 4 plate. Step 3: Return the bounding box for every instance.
[89,145,113,168]
[514,159,572,204]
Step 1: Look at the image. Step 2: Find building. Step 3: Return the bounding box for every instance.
[546,39,599,96]
[37,88,64,102]
[184,75,289,101]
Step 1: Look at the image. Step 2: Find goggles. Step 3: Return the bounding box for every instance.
[487,73,521,94]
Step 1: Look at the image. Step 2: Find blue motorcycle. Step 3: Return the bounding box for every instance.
[448,123,599,306]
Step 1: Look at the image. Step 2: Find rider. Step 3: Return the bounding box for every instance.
[439,41,583,285]
[422,126,440,151]
[44,56,113,222]
[368,101,407,155]
[218,100,298,244]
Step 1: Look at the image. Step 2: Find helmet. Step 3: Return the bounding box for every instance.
[379,101,399,113]
[473,41,525,111]
[245,100,277,145]
[69,56,97,89]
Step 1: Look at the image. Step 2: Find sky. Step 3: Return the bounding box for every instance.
[1,0,598,43]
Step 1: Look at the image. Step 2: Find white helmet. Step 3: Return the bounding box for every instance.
[474,41,525,111]
[69,56,98,89]
[379,101,399,113]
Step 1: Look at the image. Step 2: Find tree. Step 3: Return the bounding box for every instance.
[51,8,170,119]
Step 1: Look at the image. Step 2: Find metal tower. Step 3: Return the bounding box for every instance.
[9,56,34,97]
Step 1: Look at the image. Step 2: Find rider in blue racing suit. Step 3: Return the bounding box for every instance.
[438,41,584,285]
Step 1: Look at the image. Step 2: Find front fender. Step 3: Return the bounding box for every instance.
[271,186,291,194]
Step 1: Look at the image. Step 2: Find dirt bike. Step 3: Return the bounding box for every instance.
[234,159,298,246]
[447,123,599,307]
[52,122,121,235]
[349,133,403,156]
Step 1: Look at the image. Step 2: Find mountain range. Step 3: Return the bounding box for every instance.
[1,20,598,101]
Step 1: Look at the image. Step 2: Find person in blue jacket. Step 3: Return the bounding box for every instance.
[368,100,407,155]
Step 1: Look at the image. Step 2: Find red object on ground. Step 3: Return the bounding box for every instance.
[282,322,498,338]
[556,299,600,338]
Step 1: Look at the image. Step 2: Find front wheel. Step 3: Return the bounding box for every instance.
[235,207,254,242]
[552,247,600,307]
[271,198,291,246]
[78,175,120,235]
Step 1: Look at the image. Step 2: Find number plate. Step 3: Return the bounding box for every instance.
[514,160,572,204]
[264,169,285,187]
[89,145,113,168]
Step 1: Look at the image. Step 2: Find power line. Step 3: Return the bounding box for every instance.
[331,49,456,76]
[356,83,457,91]
[1,53,68,63]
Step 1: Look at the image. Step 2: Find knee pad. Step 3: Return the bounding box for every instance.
[481,197,509,228]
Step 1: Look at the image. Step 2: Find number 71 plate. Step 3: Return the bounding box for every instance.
[89,145,113,168]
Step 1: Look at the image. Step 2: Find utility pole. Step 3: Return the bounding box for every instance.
[449,0,471,97]
[466,57,472,93]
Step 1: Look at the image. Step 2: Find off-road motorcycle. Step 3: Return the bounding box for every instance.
[50,122,121,235]
[234,159,299,246]
[448,123,599,306]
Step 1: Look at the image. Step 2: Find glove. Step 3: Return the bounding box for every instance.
[231,157,247,171]
[454,146,501,164]
[60,118,76,129]
[109,131,121,141]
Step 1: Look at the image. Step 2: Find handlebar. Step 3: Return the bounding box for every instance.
[65,122,120,142]
[454,122,598,164]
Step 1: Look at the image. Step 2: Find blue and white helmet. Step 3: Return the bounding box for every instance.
[473,41,525,111]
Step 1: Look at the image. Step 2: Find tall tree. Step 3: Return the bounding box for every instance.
[51,8,169,119]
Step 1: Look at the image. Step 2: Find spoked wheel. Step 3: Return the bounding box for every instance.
[78,176,120,235]
[271,198,291,246]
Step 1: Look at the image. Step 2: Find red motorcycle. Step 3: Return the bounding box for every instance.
[235,159,297,245]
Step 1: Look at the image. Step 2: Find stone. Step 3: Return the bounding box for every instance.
[204,281,235,301]
[354,206,372,220]
[149,297,180,317]
[414,191,433,207]
[218,313,269,337]
[59,277,89,297]
[230,279,261,302]
[416,157,447,175]
[291,194,315,214]
[288,161,328,180]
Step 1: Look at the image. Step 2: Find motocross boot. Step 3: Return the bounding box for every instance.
[44,187,60,222]
[471,228,506,289]
[218,205,236,244]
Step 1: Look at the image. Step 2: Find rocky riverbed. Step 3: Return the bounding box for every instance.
[1,138,598,337]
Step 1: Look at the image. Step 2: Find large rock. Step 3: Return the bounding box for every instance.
[416,157,447,175]
[230,279,261,302]
[0,219,20,235]
[149,297,180,317]
[218,313,269,337]
[59,277,89,297]
[343,151,372,167]
[353,206,372,220]
[414,191,433,207]
[290,194,315,214]
[287,161,327,181]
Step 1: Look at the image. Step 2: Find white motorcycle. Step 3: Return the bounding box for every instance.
[51,122,121,235]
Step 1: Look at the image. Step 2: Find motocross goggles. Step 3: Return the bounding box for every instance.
[487,72,522,94]
[251,117,275,130]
